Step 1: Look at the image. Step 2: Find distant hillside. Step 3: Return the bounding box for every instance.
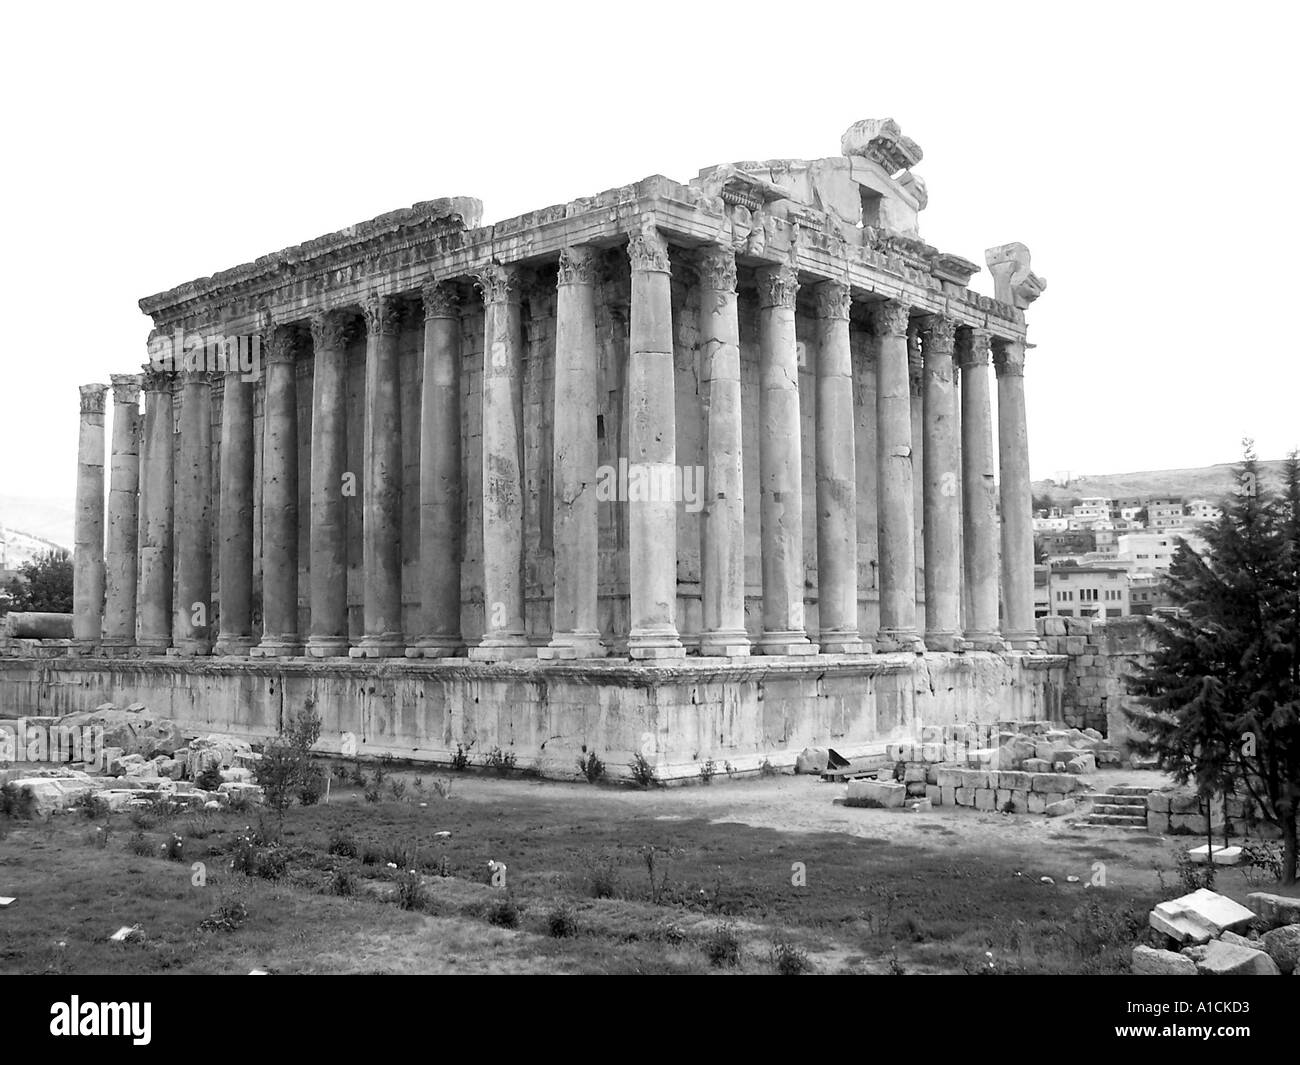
[0,496,74,550]
[1033,459,1290,507]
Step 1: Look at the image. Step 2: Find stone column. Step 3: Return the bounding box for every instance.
[172,368,213,655]
[304,311,351,657]
[920,316,962,650]
[470,264,534,660]
[101,374,141,652]
[72,383,108,649]
[957,327,1002,649]
[349,295,405,658]
[995,337,1037,649]
[872,299,923,652]
[754,264,814,656]
[214,348,256,655]
[136,371,174,652]
[540,248,606,660]
[624,228,683,660]
[909,325,926,634]
[253,326,302,657]
[696,247,749,657]
[408,282,465,657]
[813,281,867,654]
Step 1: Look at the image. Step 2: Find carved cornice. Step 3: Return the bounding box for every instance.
[556,246,598,287]
[955,327,992,369]
[992,337,1027,378]
[78,383,108,415]
[265,325,300,365]
[697,247,737,294]
[755,264,798,310]
[421,281,459,319]
[109,374,142,406]
[869,299,911,338]
[363,295,403,336]
[813,280,851,320]
[919,314,958,356]
[627,227,671,273]
[310,310,352,352]
[475,263,519,305]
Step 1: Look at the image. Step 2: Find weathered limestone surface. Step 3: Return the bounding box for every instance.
[101,375,141,650]
[995,338,1036,648]
[73,384,108,648]
[920,316,960,650]
[305,312,350,658]
[215,359,255,656]
[136,373,173,652]
[172,370,213,655]
[957,328,1001,649]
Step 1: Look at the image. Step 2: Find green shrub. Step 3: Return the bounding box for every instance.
[702,921,741,968]
[485,897,520,928]
[127,831,153,857]
[395,869,426,911]
[196,763,225,792]
[546,904,579,938]
[327,831,358,859]
[577,751,606,783]
[329,868,357,897]
[199,890,249,933]
[484,747,517,776]
[2,783,36,820]
[769,939,812,975]
[450,744,471,772]
[628,752,657,788]
[698,758,717,785]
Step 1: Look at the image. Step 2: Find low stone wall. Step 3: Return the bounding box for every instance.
[1147,788,1281,839]
[1039,616,1157,745]
[0,650,1066,782]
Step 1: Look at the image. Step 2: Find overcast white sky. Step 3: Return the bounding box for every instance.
[2,0,1296,505]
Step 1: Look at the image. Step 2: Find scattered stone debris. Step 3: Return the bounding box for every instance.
[1138,888,1300,976]
[1246,892,1300,930]
[0,897,16,907]
[1187,844,1242,866]
[109,925,144,943]
[1131,944,1197,976]
[1149,888,1256,945]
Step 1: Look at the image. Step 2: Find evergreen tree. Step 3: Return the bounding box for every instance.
[3,549,73,614]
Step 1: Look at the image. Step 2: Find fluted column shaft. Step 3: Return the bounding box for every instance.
[813,281,866,654]
[136,372,174,651]
[102,375,141,650]
[470,264,534,660]
[215,348,256,655]
[73,383,108,649]
[173,369,213,655]
[625,228,684,659]
[541,248,606,660]
[408,283,465,657]
[254,327,302,656]
[995,338,1037,648]
[697,247,749,657]
[754,264,814,656]
[958,328,1002,648]
[909,326,926,634]
[872,299,922,651]
[920,316,962,650]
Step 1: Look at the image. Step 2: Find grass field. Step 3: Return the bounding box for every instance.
[1,766,1289,975]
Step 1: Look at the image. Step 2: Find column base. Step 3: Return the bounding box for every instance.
[251,637,304,658]
[98,638,138,658]
[468,633,537,661]
[698,630,752,657]
[873,629,925,653]
[304,636,351,658]
[69,640,100,657]
[923,631,963,653]
[538,632,607,660]
[349,633,407,659]
[404,637,465,659]
[756,632,817,656]
[213,635,258,656]
[962,631,1008,653]
[627,629,685,661]
[1003,631,1039,651]
[134,638,171,656]
[168,641,213,657]
[817,631,871,655]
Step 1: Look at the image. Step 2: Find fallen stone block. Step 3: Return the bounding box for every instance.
[1260,925,1300,973]
[1188,844,1242,866]
[1066,753,1096,774]
[908,798,932,813]
[1131,945,1197,976]
[1151,889,1257,944]
[1195,939,1280,975]
[1219,930,1260,949]
[217,781,265,805]
[220,766,253,784]
[1246,893,1300,930]
[905,781,927,797]
[1045,799,1073,817]
[846,779,906,809]
[1022,758,1051,773]
[1,776,98,816]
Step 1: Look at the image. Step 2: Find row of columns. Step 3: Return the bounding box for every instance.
[72,232,1036,658]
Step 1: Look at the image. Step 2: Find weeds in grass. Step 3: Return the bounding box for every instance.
[724,761,736,779]
[329,868,357,897]
[395,869,426,911]
[450,744,472,772]
[363,783,382,804]
[1057,899,1147,974]
[1240,840,1284,886]
[231,830,288,880]
[89,825,110,849]
[629,752,657,788]
[579,850,621,899]
[769,938,812,975]
[196,763,225,793]
[127,806,156,831]
[161,833,185,862]
[485,897,519,928]
[577,751,606,783]
[430,777,454,800]
[641,845,676,904]
[127,831,153,857]
[1174,850,1215,892]
[647,919,688,946]
[297,766,325,806]
[183,813,214,840]
[327,831,358,859]
[759,758,779,777]
[484,747,517,776]
[199,889,249,933]
[388,779,407,802]
[702,921,741,967]
[348,763,367,788]
[887,948,907,975]
[70,790,101,819]
[546,904,578,938]
[698,759,717,785]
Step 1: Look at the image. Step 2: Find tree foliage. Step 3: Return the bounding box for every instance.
[3,549,73,614]
[1125,443,1300,884]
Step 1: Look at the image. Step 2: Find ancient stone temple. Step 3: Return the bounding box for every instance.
[8,119,1063,777]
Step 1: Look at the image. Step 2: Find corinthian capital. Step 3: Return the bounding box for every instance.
[475,263,519,305]
[870,298,911,338]
[919,314,958,356]
[955,327,992,369]
[992,337,1027,377]
[78,383,108,415]
[697,246,737,294]
[109,373,143,406]
[265,324,300,365]
[813,280,851,320]
[627,227,671,273]
[363,295,403,337]
[421,281,459,319]
[310,310,352,352]
[556,246,598,287]
[755,264,798,310]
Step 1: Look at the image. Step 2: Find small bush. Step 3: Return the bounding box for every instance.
[580,852,621,899]
[698,758,717,785]
[196,763,225,792]
[759,758,779,778]
[395,869,426,911]
[628,752,657,788]
[327,831,358,859]
[70,790,101,819]
[348,763,367,787]
[450,744,471,772]
[182,814,214,840]
[546,904,579,938]
[127,806,157,830]
[199,890,249,933]
[484,747,517,776]
[388,779,407,802]
[486,897,520,928]
[702,921,741,968]
[769,939,812,975]
[577,751,606,783]
[329,868,357,897]
[430,777,454,800]
[1240,840,1284,885]
[231,831,287,880]
[363,784,382,804]
[127,831,153,857]
[1175,850,1215,893]
[298,765,325,806]
[89,825,110,849]
[161,833,185,862]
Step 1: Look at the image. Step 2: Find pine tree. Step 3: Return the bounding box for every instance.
[1125,443,1300,883]
[3,549,73,614]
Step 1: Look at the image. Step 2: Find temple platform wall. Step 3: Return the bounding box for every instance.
[0,652,1066,781]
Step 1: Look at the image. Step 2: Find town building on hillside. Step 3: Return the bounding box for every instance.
[1147,497,1186,530]
[1043,562,1129,619]
[1184,498,1223,523]
[1129,573,1177,616]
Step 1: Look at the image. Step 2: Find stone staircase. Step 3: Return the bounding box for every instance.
[1083,784,1153,830]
